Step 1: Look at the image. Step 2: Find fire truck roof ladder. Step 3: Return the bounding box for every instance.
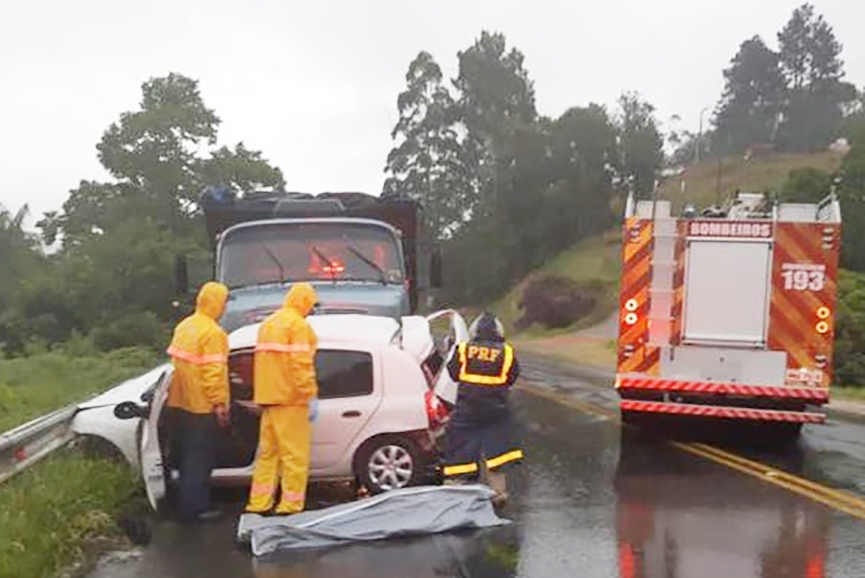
[627,184,677,348]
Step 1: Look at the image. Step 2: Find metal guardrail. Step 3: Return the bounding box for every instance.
[0,405,78,485]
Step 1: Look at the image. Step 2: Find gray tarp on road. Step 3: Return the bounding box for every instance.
[237,485,511,556]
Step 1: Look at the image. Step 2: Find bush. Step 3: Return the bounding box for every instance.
[90,311,169,352]
[834,270,865,386]
[516,275,597,330]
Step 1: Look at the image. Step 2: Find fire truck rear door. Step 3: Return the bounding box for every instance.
[682,240,773,346]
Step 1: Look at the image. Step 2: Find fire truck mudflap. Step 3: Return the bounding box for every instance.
[614,191,841,432]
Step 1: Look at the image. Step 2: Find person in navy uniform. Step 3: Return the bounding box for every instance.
[442,312,522,504]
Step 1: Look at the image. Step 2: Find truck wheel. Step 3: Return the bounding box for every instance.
[355,436,425,495]
[773,423,803,445]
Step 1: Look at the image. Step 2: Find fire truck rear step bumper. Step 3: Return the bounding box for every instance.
[616,376,829,403]
[620,399,826,424]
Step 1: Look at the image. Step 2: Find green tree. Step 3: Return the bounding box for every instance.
[779,167,832,203]
[14,73,286,353]
[454,31,537,211]
[383,52,469,239]
[777,4,856,151]
[0,205,47,352]
[42,74,284,249]
[616,92,663,198]
[713,36,785,153]
[545,105,618,248]
[836,118,865,272]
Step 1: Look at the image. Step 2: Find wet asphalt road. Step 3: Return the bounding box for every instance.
[89,356,865,578]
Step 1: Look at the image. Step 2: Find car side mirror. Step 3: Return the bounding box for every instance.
[174,254,189,296]
[430,249,443,288]
[114,401,149,420]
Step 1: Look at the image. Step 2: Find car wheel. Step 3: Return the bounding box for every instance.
[355,436,425,495]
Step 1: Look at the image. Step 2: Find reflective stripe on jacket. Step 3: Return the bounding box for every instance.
[456,342,516,386]
[166,282,230,414]
[446,339,520,425]
[253,283,319,406]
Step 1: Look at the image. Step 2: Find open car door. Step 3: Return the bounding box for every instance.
[140,368,172,510]
[425,309,469,406]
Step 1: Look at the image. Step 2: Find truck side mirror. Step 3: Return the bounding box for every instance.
[430,249,443,288]
[174,254,189,296]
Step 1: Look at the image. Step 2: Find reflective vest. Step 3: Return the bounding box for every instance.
[455,342,515,387]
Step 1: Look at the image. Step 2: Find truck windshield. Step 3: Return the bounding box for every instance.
[218,222,405,289]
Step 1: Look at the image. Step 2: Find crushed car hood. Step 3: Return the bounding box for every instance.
[77,363,171,409]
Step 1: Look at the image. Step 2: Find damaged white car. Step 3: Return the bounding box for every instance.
[70,311,467,510]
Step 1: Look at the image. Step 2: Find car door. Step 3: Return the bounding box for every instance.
[426,310,469,406]
[140,368,171,510]
[310,347,384,471]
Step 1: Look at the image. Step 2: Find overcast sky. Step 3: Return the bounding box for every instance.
[2,0,863,227]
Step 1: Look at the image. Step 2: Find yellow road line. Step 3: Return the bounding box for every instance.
[517,382,865,521]
[687,442,865,514]
[675,443,865,521]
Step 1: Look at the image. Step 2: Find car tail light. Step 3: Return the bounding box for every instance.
[424,390,450,428]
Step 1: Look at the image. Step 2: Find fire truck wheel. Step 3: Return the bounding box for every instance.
[773,423,803,445]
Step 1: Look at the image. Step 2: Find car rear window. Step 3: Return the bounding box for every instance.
[316,349,374,399]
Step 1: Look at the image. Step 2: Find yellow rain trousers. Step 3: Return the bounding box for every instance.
[246,406,312,514]
[246,283,319,515]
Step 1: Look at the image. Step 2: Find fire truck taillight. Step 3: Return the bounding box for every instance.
[816,321,830,334]
[817,306,830,320]
[624,298,639,325]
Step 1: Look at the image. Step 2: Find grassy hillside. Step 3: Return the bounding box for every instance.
[659,151,843,211]
[489,230,622,337]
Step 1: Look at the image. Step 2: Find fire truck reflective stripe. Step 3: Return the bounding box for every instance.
[443,462,479,476]
[620,399,826,423]
[769,222,840,387]
[166,347,226,365]
[255,342,312,353]
[618,218,654,374]
[617,376,829,401]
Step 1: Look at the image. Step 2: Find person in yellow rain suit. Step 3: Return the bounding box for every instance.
[165,281,231,524]
[245,282,320,515]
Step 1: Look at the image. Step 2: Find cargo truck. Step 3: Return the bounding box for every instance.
[174,188,443,332]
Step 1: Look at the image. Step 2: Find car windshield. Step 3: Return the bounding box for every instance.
[218,222,404,288]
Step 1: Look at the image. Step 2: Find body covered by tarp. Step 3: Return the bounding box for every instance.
[237,485,511,556]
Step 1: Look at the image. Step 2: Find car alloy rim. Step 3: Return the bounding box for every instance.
[368,444,413,491]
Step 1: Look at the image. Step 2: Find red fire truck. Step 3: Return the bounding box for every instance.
[615,190,842,438]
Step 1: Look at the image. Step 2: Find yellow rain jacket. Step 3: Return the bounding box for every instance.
[166,282,230,414]
[253,283,319,406]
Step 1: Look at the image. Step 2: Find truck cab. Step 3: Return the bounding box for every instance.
[176,189,442,332]
[217,217,410,331]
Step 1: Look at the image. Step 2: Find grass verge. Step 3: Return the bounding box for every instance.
[832,387,865,403]
[0,347,160,432]
[515,333,617,371]
[490,231,622,338]
[0,448,139,578]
